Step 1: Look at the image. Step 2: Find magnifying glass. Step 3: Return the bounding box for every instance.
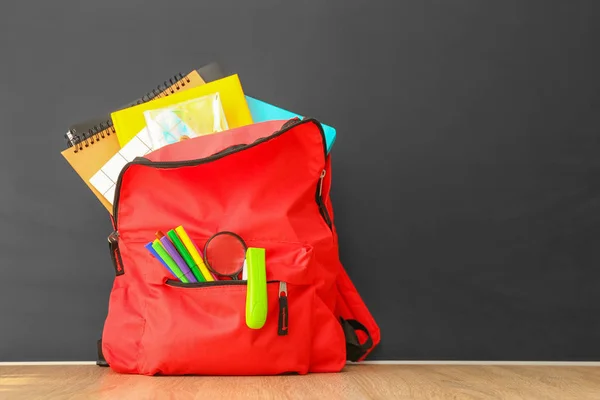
[203,231,247,280]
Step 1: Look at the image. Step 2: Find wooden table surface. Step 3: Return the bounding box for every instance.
[1,364,600,399]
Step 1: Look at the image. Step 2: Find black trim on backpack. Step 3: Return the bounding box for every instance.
[210,143,248,158]
[281,117,301,130]
[340,318,373,362]
[111,118,327,225]
[97,339,109,367]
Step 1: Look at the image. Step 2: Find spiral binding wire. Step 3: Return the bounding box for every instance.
[66,72,191,152]
[66,120,116,153]
[134,72,189,105]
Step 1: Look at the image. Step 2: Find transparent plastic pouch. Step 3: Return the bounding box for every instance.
[143,93,229,149]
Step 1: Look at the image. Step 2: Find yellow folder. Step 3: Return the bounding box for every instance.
[112,74,253,147]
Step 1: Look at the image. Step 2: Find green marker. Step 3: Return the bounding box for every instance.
[167,229,206,282]
[151,239,189,283]
[245,247,267,329]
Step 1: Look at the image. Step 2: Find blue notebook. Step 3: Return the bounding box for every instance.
[246,96,336,153]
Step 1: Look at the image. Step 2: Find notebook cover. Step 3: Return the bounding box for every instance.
[62,70,205,214]
[245,96,336,153]
[194,66,336,153]
[197,62,226,83]
[112,74,253,148]
[118,70,205,109]
[66,70,205,148]
[61,134,121,213]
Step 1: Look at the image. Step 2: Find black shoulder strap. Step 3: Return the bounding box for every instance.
[340,318,374,362]
[97,339,109,367]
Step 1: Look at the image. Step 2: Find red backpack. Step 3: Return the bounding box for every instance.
[100,118,380,375]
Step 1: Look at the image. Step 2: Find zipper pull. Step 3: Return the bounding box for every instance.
[108,230,119,244]
[318,169,326,197]
[278,281,288,336]
[108,231,124,276]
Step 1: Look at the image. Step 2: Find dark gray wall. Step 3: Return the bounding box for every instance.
[1,0,600,361]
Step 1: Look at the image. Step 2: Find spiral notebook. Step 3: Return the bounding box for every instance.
[65,71,206,148]
[61,69,206,214]
[112,74,253,147]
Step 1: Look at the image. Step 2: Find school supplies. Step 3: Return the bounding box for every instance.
[61,129,121,213]
[160,236,197,283]
[145,242,177,279]
[150,239,188,283]
[174,226,214,281]
[246,96,336,154]
[119,70,205,107]
[193,64,336,153]
[203,231,247,280]
[62,69,206,213]
[65,70,205,149]
[65,117,113,149]
[100,118,380,376]
[241,259,248,280]
[88,127,155,205]
[111,74,253,148]
[90,101,228,205]
[144,93,228,150]
[166,229,206,282]
[245,247,267,329]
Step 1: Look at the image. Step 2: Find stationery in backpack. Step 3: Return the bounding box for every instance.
[61,70,206,214]
[89,93,230,206]
[65,70,206,148]
[62,128,121,213]
[195,65,336,153]
[245,96,336,154]
[111,74,253,147]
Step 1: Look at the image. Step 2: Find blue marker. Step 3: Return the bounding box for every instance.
[145,242,177,279]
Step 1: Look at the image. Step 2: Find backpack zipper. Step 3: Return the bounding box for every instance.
[110,118,331,277]
[165,279,278,288]
[111,117,328,226]
[316,170,332,230]
[166,279,290,335]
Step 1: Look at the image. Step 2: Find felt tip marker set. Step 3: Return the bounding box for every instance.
[146,226,268,330]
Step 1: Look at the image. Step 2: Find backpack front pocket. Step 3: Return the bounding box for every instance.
[138,280,314,375]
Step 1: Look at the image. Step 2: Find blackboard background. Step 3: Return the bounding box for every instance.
[1,0,600,361]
